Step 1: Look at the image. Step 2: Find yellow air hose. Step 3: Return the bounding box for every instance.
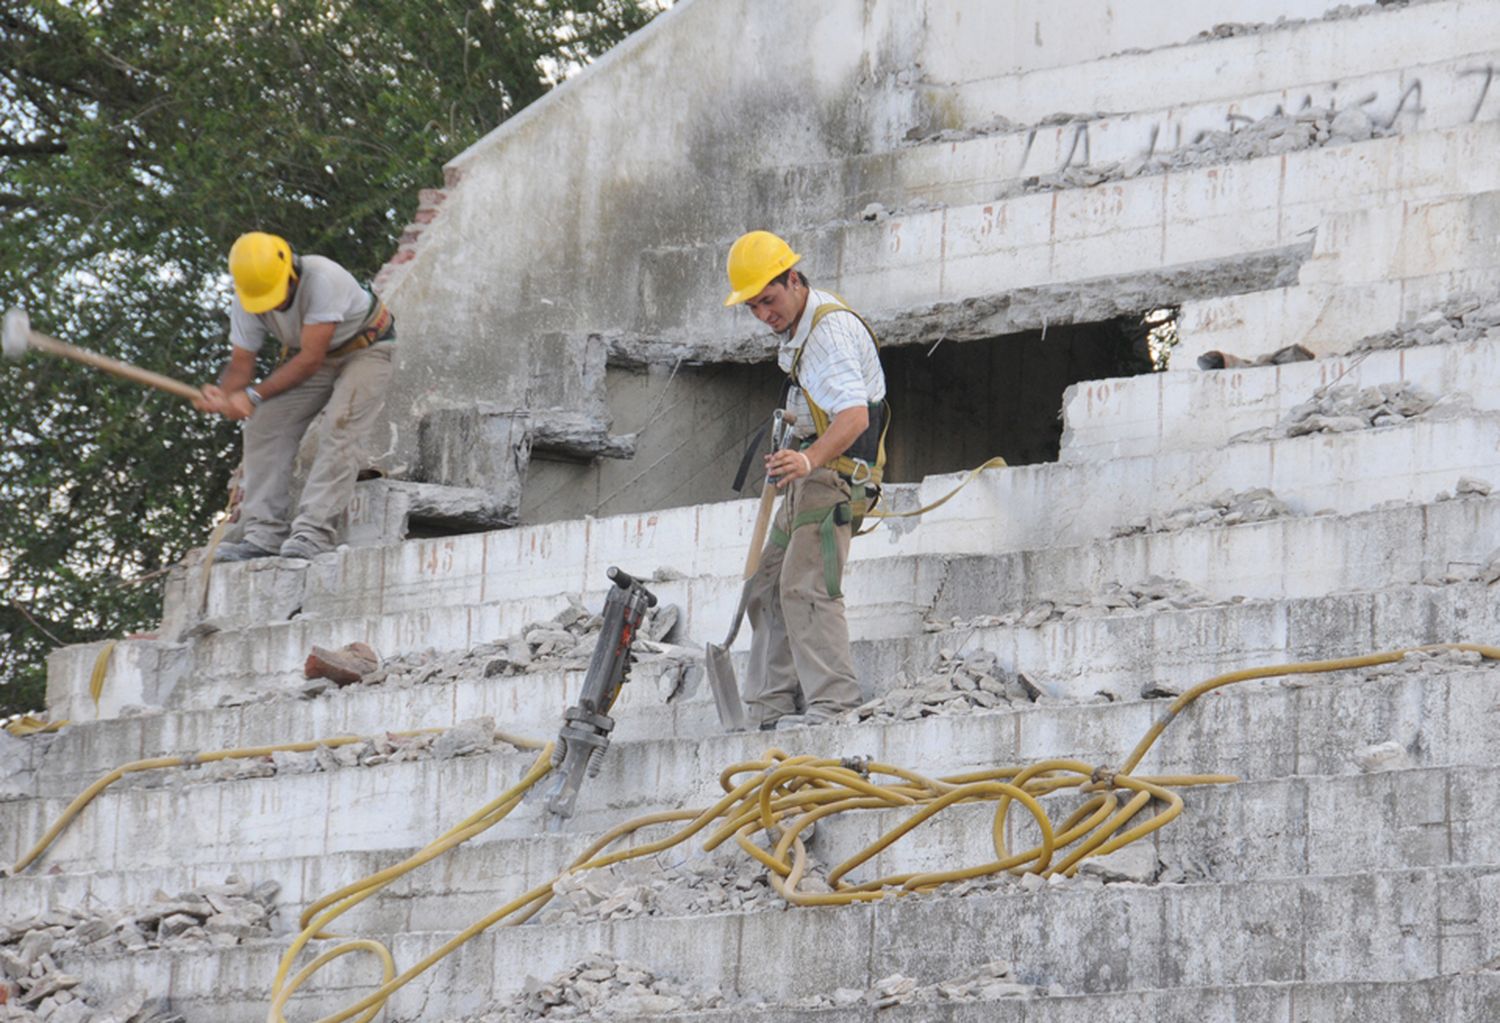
[12,643,1499,1023]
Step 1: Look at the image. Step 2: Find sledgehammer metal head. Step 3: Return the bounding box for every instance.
[2,305,201,401]
[2,306,29,361]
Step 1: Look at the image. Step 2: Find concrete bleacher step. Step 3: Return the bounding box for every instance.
[1173,191,1500,368]
[32,572,1500,797]
[43,861,1500,1023]
[924,0,1490,137]
[1062,336,1500,463]
[165,400,1500,631]
[761,41,1495,232]
[9,655,1498,871]
[49,483,1500,724]
[647,119,1500,341]
[7,759,1496,938]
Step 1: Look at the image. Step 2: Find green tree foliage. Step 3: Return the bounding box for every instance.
[0,0,659,717]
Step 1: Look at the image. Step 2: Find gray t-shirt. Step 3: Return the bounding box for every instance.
[229,254,375,353]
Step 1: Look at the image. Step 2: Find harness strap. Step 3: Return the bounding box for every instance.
[787,298,889,487]
[769,502,848,599]
[276,295,395,365]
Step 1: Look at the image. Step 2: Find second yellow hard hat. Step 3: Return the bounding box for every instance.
[229,232,295,314]
[723,230,801,306]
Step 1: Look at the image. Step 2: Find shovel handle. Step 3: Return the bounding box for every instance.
[742,482,779,579]
[26,329,201,402]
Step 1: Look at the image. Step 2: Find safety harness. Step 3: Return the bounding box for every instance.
[275,280,396,366]
[767,298,890,598]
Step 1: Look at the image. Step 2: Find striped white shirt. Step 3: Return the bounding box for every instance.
[777,288,886,440]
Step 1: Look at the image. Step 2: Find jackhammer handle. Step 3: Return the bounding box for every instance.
[26,329,201,402]
[606,565,658,605]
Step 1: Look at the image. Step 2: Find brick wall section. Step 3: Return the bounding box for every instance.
[373,168,467,295]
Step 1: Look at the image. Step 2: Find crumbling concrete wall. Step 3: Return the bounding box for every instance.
[376,0,1395,521]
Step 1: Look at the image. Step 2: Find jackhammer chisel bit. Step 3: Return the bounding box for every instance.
[539,566,658,828]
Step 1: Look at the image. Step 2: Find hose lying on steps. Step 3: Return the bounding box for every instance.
[11,644,1498,1023]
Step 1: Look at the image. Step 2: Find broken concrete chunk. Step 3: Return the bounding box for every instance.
[303,642,382,686]
[433,717,496,760]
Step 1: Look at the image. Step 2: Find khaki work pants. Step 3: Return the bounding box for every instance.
[239,344,394,551]
[743,467,862,726]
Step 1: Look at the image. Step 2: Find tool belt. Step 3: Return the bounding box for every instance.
[276,296,395,366]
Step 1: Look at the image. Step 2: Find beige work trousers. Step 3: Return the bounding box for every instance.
[239,344,394,551]
[743,467,862,726]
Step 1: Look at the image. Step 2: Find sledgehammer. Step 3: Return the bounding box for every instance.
[3,305,200,402]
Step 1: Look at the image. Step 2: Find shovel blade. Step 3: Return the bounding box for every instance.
[704,641,749,732]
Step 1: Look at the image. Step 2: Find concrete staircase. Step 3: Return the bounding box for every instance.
[13,342,1500,1019]
[9,0,1500,1020]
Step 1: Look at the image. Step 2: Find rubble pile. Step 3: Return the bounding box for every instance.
[1022,106,1386,196]
[1,876,276,1023]
[1354,295,1500,352]
[466,953,727,1020]
[1229,382,1444,445]
[544,841,814,926]
[788,962,1043,1010]
[1195,1,1425,40]
[314,598,681,698]
[848,649,1042,721]
[179,717,521,785]
[1111,489,1291,537]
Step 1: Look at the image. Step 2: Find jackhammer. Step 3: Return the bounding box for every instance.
[539,566,658,828]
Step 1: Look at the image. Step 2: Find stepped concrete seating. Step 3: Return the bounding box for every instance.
[1176,188,1500,367]
[14,324,1500,1017]
[758,4,1498,225]
[12,3,1500,1018]
[640,118,1500,343]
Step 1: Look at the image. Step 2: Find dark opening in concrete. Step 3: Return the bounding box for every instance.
[880,312,1172,481]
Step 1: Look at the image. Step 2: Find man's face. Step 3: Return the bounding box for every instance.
[744,277,804,334]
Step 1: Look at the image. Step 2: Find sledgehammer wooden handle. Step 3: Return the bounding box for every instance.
[742,483,779,580]
[11,316,201,402]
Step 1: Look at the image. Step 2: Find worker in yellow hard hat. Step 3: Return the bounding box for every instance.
[196,232,396,561]
[724,230,889,729]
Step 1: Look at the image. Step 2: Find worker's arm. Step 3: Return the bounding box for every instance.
[215,322,336,421]
[196,346,258,414]
[765,405,869,488]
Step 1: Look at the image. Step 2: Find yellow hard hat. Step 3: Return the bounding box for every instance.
[229,232,295,313]
[723,230,801,306]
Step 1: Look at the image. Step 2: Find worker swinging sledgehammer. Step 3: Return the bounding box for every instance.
[722,230,890,730]
[196,232,396,562]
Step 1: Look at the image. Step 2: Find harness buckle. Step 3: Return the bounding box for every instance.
[848,458,872,486]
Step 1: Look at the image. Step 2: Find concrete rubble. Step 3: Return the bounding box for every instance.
[463,947,1056,1018]
[1111,490,1291,537]
[0,876,276,1023]
[847,648,1043,721]
[180,716,530,784]
[318,598,682,697]
[1230,382,1446,444]
[1354,294,1500,353]
[1021,106,1390,198]
[787,961,1046,1010]
[543,842,798,926]
[462,952,727,1020]
[1193,0,1426,41]
[892,105,1392,217]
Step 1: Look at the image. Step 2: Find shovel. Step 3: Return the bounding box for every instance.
[705,411,795,731]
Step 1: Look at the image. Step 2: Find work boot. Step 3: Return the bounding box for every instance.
[774,707,851,730]
[213,539,279,563]
[279,534,332,561]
